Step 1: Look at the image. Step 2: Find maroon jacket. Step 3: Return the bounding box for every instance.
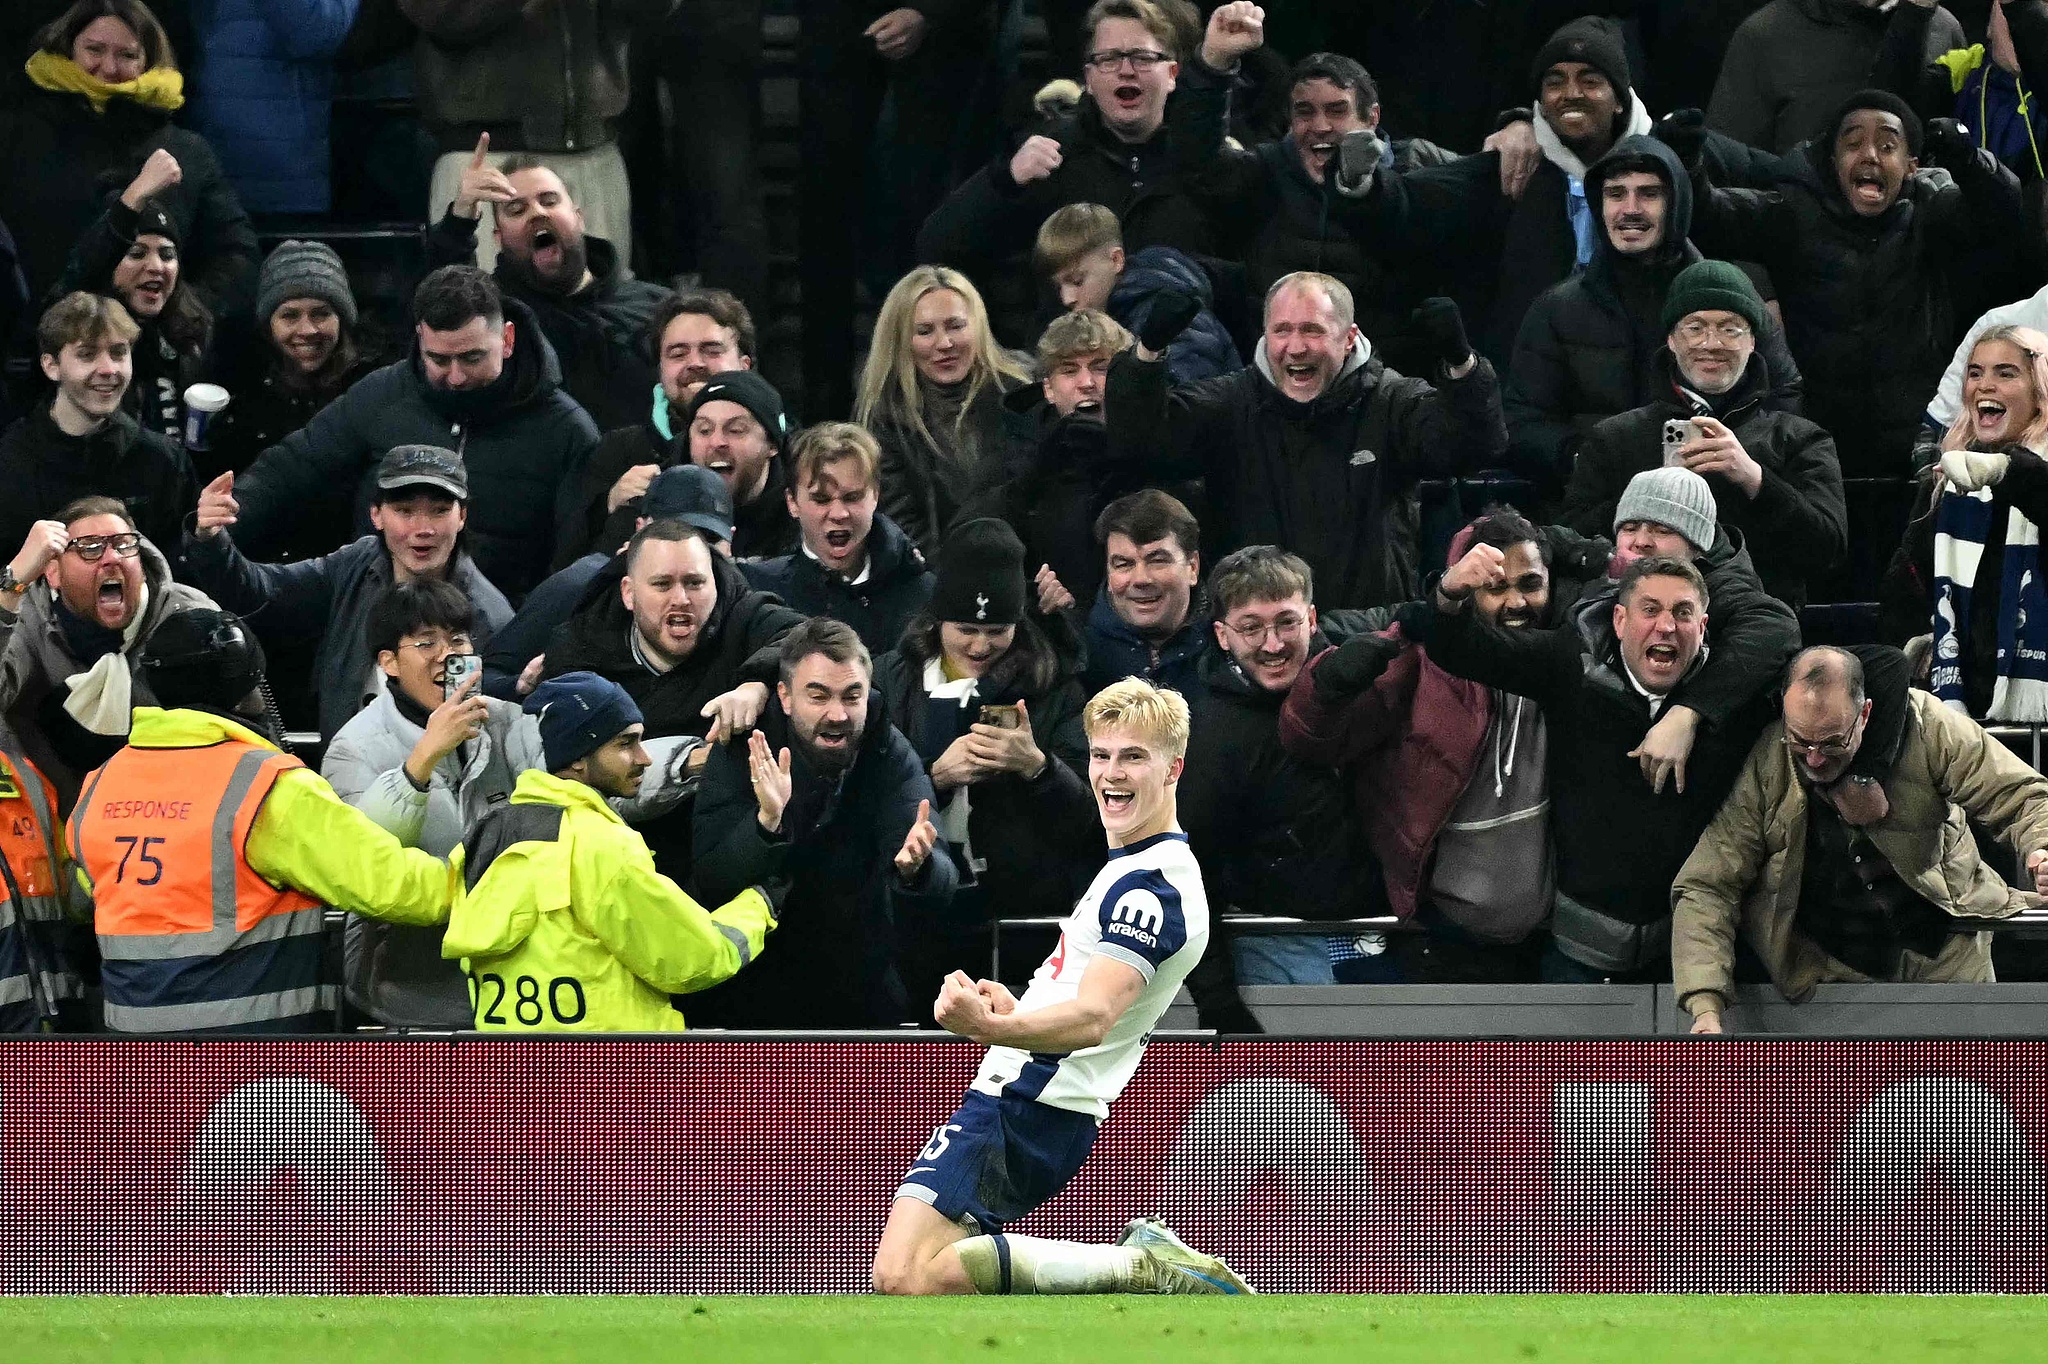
[1278,522,1505,919]
[1280,629,1492,921]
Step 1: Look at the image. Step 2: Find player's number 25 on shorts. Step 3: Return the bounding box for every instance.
[919,1124,964,1162]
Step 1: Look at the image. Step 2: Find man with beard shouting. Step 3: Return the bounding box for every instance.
[687,617,958,1028]
[429,136,671,432]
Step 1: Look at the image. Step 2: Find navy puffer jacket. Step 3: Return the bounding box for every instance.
[1108,245,1240,386]
[190,0,360,214]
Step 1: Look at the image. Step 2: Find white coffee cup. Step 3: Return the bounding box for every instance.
[182,383,230,450]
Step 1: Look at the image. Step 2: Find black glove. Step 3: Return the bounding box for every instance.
[1312,631,1405,703]
[1922,117,1975,169]
[1410,297,1472,371]
[1654,108,1708,173]
[754,875,794,920]
[1135,287,1202,354]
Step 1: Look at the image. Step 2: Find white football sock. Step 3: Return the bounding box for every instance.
[955,1234,1156,1294]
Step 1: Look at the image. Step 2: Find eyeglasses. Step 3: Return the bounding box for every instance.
[1084,48,1170,72]
[400,634,473,660]
[1676,320,1753,344]
[66,533,141,562]
[1781,731,1856,760]
[1220,614,1309,645]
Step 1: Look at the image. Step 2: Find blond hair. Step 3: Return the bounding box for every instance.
[1943,324,2048,456]
[1037,309,1132,370]
[37,290,138,358]
[855,266,1028,460]
[790,421,881,494]
[1084,677,1191,760]
[1084,0,1182,61]
[1034,202,1122,278]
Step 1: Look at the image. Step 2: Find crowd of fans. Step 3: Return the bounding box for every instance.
[6,0,2048,1037]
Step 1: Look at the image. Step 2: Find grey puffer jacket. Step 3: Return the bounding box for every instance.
[323,686,544,1027]
[0,537,214,810]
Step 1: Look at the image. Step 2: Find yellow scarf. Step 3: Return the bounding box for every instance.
[24,50,183,115]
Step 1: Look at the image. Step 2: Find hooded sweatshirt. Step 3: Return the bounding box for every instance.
[1506,134,1808,480]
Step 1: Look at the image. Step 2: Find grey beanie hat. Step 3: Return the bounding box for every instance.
[257,240,358,329]
[1614,466,1717,553]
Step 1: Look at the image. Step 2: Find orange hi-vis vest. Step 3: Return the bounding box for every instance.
[69,739,325,1032]
[0,749,74,1027]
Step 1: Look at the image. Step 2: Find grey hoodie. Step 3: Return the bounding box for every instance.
[0,537,216,808]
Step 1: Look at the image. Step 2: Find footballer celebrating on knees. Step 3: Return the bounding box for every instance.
[871,678,1250,1297]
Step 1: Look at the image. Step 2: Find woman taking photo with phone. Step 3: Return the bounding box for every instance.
[872,518,1095,997]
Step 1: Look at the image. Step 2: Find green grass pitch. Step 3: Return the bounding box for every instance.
[3,1295,2046,1363]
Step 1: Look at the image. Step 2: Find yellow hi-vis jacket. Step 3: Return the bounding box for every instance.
[443,768,776,1031]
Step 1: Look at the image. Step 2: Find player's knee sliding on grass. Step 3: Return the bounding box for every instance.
[871,679,1251,1297]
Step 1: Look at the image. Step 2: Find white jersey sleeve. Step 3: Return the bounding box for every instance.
[971,831,1210,1120]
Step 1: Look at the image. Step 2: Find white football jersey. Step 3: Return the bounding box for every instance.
[971,830,1210,1120]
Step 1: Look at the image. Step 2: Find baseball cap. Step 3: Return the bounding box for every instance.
[376,444,468,500]
[643,463,736,543]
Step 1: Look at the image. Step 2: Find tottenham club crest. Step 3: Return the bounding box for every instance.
[976,592,990,621]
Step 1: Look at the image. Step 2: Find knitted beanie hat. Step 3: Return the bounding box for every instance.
[257,239,359,328]
[1614,466,1717,554]
[930,518,1028,625]
[1531,16,1630,101]
[1660,259,1766,336]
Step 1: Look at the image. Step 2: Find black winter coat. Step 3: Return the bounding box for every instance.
[1106,339,1508,611]
[872,626,1097,926]
[740,513,934,655]
[1692,133,2026,477]
[541,548,801,742]
[203,350,380,493]
[873,375,1019,561]
[1551,525,1804,737]
[1561,353,1848,610]
[1180,646,1372,923]
[231,296,601,600]
[1505,135,1806,482]
[1368,107,1789,369]
[1168,54,1456,373]
[424,213,668,433]
[0,405,196,562]
[1107,246,1240,386]
[688,690,960,1028]
[954,393,1154,610]
[540,547,804,877]
[0,86,258,316]
[915,99,1224,275]
[1708,0,1964,155]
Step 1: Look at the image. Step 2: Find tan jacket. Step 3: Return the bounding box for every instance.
[1673,690,2048,1015]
